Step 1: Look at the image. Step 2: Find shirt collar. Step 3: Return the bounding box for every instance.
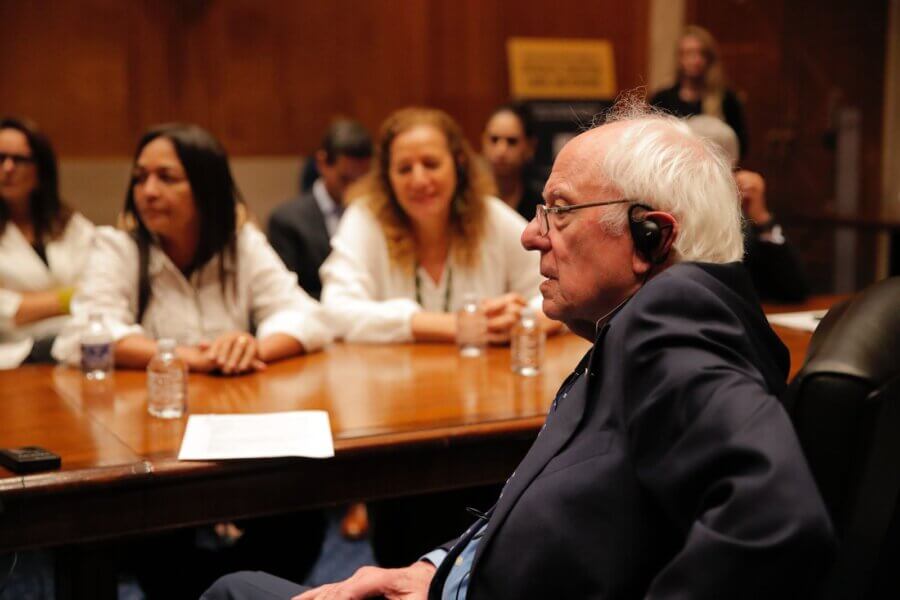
[312,178,342,217]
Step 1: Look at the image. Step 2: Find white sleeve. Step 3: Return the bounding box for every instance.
[51,228,145,365]
[0,289,23,333]
[242,225,333,352]
[491,201,543,305]
[61,213,98,284]
[320,206,421,343]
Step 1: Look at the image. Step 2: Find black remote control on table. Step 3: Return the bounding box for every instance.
[0,446,62,474]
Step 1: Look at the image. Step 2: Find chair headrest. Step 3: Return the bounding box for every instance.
[799,277,900,388]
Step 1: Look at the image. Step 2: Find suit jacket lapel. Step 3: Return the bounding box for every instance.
[299,196,332,262]
[469,339,603,573]
[428,353,594,600]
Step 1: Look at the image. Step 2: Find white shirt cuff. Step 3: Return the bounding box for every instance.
[0,288,23,331]
[421,548,448,569]
[256,310,333,352]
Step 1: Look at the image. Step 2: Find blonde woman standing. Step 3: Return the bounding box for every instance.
[651,25,749,157]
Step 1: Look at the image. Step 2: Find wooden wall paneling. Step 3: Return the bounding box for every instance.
[334,0,432,141]
[424,0,650,148]
[303,0,432,153]
[687,0,888,292]
[125,2,185,148]
[1,1,134,155]
[684,1,786,171]
[2,0,650,156]
[778,0,886,289]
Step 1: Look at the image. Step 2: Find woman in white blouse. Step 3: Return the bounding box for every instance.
[319,107,559,569]
[321,107,558,344]
[53,123,331,374]
[0,117,94,368]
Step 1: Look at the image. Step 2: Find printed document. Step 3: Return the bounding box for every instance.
[178,411,334,460]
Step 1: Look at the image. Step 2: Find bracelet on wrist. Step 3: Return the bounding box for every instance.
[56,287,75,314]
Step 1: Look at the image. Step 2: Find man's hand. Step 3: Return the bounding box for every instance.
[734,169,772,226]
[294,562,435,600]
[482,293,526,345]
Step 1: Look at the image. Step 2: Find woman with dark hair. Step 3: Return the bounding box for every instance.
[53,123,331,371]
[51,123,331,597]
[0,117,94,367]
[481,103,546,222]
[650,25,749,157]
[321,107,556,344]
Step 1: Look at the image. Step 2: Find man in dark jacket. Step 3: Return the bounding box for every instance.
[268,120,372,300]
[206,101,834,600]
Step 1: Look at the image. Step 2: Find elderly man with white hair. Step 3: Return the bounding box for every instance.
[204,101,834,600]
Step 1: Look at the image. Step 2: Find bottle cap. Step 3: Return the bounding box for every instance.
[157,338,176,352]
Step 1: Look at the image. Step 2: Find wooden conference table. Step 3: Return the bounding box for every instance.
[0,295,840,595]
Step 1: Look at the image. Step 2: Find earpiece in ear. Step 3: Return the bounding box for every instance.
[628,204,663,261]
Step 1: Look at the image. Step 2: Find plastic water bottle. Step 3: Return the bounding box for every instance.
[456,293,487,357]
[147,338,188,419]
[81,312,114,380]
[511,307,545,376]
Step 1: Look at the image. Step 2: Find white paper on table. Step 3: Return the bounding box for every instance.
[766,309,828,333]
[178,411,334,461]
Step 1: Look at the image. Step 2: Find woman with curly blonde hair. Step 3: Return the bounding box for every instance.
[651,25,749,157]
[321,107,552,344]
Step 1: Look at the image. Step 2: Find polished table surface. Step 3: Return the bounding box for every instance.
[0,334,592,552]
[0,295,843,553]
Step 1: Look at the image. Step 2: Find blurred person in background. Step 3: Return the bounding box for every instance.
[269,119,372,300]
[651,25,749,158]
[52,123,332,372]
[320,106,560,568]
[0,116,94,368]
[686,115,808,302]
[321,106,559,346]
[52,123,331,598]
[480,103,546,222]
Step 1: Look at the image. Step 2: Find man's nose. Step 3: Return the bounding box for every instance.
[521,215,549,252]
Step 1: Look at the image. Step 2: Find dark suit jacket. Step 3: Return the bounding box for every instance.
[430,262,834,599]
[744,225,810,303]
[267,192,331,300]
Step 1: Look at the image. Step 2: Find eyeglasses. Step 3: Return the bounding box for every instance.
[0,153,35,168]
[534,199,631,236]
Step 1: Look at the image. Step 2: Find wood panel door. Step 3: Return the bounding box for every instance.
[687,0,889,292]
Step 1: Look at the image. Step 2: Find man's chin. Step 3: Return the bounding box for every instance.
[541,298,564,322]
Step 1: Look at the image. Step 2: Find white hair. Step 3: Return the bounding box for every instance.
[594,100,744,263]
[684,115,740,166]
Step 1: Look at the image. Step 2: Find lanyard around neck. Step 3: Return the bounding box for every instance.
[414,263,453,313]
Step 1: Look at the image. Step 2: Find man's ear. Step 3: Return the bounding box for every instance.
[632,211,678,275]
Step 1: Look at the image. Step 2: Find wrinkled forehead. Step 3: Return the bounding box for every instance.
[543,125,622,201]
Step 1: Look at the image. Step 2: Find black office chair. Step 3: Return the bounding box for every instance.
[782,277,900,599]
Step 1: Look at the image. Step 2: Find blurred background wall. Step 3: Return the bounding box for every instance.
[1,0,895,291]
